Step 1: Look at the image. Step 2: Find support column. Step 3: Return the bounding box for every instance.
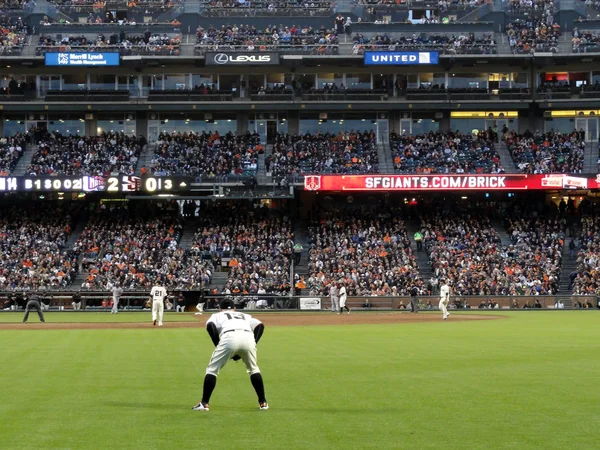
[287,111,299,134]
[439,112,451,133]
[136,112,148,139]
[237,112,249,134]
[85,116,98,136]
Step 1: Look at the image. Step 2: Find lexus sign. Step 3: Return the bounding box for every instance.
[205,52,280,66]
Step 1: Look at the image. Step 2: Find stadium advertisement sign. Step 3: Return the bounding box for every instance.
[364,51,439,65]
[45,52,120,66]
[205,52,280,66]
[304,174,600,191]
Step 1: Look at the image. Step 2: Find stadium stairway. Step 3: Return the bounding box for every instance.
[12,144,37,176]
[256,145,270,185]
[406,221,434,282]
[559,244,576,294]
[293,219,311,279]
[583,140,598,174]
[496,141,517,173]
[211,272,229,291]
[378,143,394,173]
[135,144,154,176]
[179,221,197,250]
[493,220,512,246]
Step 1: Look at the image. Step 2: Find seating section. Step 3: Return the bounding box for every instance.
[149,131,261,177]
[0,17,27,56]
[572,214,600,296]
[389,131,503,174]
[189,205,293,295]
[266,131,379,176]
[420,209,562,295]
[352,32,496,55]
[0,134,26,175]
[0,205,78,290]
[504,130,585,173]
[506,19,560,54]
[27,132,144,176]
[307,206,420,296]
[572,28,600,53]
[75,208,211,290]
[198,0,332,16]
[36,33,181,55]
[195,25,338,55]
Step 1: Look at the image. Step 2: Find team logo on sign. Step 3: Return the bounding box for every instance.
[304,175,321,191]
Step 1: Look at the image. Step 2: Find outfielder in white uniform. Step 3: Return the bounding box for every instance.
[192,298,268,412]
[150,283,167,326]
[439,279,451,320]
[111,285,123,314]
[338,283,350,314]
[329,285,339,313]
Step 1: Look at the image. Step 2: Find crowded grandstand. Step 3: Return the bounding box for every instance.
[1,0,600,311]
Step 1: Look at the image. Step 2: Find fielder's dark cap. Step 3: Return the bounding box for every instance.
[220,298,235,310]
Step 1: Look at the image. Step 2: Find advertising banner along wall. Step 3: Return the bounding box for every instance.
[205,52,280,66]
[304,174,600,191]
[45,52,120,66]
[364,51,439,65]
[299,297,322,310]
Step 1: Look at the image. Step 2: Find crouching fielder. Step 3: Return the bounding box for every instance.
[439,279,450,320]
[150,282,167,327]
[192,298,268,411]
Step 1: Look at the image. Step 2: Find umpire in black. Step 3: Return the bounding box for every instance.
[410,282,419,313]
[23,293,46,323]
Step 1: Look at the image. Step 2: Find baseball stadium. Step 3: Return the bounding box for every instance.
[0,0,599,448]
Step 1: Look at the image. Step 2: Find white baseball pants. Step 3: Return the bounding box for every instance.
[439,299,449,318]
[152,300,164,325]
[206,330,259,376]
[331,296,339,312]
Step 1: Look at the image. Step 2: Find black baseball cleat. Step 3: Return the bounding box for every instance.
[153,320,157,326]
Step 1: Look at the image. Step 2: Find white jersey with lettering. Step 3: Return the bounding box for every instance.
[207,311,262,337]
[440,285,450,301]
[150,286,167,302]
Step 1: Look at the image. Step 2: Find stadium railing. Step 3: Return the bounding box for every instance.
[1,293,598,311]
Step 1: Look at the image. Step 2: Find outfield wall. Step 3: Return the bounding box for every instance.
[1,292,599,311]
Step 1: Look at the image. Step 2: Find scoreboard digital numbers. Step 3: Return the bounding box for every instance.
[0,176,191,193]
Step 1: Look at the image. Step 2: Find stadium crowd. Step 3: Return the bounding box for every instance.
[26,132,144,177]
[572,28,600,53]
[0,16,27,56]
[0,205,78,290]
[420,206,563,296]
[0,134,26,176]
[506,19,560,54]
[351,33,496,55]
[74,206,211,290]
[266,131,379,176]
[37,32,181,55]
[571,214,600,296]
[389,131,504,174]
[504,130,585,173]
[189,204,293,295]
[306,205,420,296]
[195,24,338,53]
[148,131,261,177]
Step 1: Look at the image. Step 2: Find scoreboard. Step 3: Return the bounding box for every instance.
[0,176,192,193]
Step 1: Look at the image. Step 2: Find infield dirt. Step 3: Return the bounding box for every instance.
[0,312,503,330]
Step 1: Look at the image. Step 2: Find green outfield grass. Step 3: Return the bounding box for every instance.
[0,311,598,450]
